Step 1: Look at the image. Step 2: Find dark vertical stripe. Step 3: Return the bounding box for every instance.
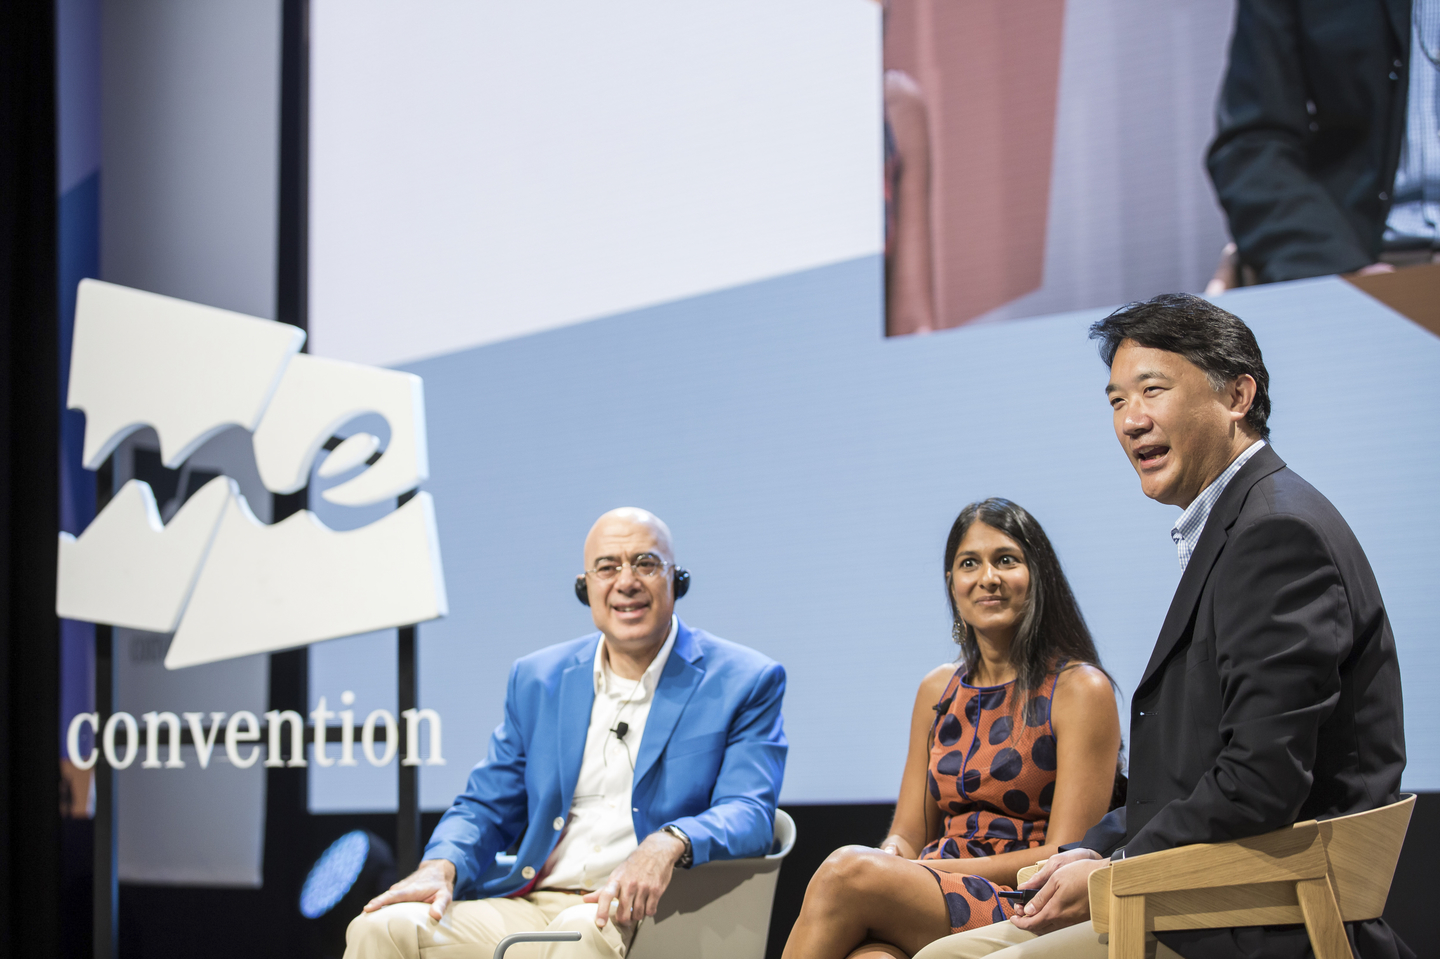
[92,619,114,959]
[277,0,309,335]
[397,625,420,874]
[0,0,62,954]
[257,4,315,952]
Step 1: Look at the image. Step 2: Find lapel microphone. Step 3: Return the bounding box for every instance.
[612,721,629,741]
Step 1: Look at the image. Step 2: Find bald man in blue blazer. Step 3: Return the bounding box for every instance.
[346,508,787,959]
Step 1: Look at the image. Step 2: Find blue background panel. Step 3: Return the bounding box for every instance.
[306,256,1439,809]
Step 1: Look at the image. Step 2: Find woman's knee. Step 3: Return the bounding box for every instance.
[809,845,898,902]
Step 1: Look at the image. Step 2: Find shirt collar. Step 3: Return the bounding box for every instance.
[1170,440,1265,572]
[594,615,678,696]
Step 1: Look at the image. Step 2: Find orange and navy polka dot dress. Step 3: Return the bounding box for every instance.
[917,664,1065,934]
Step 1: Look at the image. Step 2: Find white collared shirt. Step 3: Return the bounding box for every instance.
[1170,440,1266,572]
[538,616,678,891]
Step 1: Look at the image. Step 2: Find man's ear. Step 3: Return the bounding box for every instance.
[1229,373,1257,421]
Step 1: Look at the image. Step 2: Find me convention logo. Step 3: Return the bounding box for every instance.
[56,279,449,668]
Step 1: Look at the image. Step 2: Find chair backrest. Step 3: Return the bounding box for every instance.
[1316,793,1414,921]
[627,809,797,959]
[1090,794,1417,937]
[770,806,797,860]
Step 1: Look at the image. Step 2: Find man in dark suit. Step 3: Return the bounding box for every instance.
[1207,0,1419,284]
[914,293,1408,959]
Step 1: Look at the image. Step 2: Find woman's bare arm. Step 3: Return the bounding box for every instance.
[921,664,1121,886]
[877,663,954,859]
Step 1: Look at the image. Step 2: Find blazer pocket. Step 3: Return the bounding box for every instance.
[665,730,727,761]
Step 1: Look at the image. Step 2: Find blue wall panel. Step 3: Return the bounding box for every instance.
[306,256,1440,807]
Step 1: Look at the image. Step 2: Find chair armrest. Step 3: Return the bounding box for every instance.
[1109,821,1326,896]
[1088,863,1112,933]
[494,932,580,959]
[1015,860,1045,885]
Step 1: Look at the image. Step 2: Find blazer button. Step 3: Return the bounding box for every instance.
[553,817,565,830]
[521,866,536,879]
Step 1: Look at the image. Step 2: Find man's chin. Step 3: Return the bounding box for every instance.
[1139,472,1181,505]
[605,623,667,647]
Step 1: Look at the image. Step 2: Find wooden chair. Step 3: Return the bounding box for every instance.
[1087,795,1415,959]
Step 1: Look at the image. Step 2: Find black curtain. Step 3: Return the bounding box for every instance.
[0,0,62,955]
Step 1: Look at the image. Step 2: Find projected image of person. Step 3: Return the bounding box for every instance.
[782,499,1121,959]
[880,0,1067,337]
[884,65,938,336]
[345,508,787,959]
[1205,0,1434,291]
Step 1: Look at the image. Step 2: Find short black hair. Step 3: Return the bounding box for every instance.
[1089,293,1271,439]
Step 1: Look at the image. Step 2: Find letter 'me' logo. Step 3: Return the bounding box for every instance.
[56,280,448,668]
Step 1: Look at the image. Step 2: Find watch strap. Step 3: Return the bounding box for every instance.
[662,825,693,868]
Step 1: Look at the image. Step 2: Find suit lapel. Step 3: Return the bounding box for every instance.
[632,621,704,789]
[1136,446,1287,692]
[557,640,599,816]
[1383,0,1409,52]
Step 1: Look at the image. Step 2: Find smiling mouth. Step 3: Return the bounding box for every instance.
[1135,444,1170,467]
[612,601,650,616]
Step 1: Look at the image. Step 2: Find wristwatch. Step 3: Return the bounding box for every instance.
[662,824,693,868]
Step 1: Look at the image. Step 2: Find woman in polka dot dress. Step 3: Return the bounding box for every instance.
[783,499,1122,959]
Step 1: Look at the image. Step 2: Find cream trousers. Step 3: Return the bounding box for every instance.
[912,920,1183,959]
[344,890,633,959]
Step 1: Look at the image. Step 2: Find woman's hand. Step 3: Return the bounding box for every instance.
[878,835,916,858]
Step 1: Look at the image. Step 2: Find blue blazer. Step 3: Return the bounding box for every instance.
[424,619,788,899]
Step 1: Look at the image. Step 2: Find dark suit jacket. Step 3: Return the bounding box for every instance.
[1078,445,1408,959]
[1207,0,1412,283]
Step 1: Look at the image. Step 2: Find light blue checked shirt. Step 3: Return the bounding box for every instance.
[1170,440,1267,573]
[1385,0,1440,246]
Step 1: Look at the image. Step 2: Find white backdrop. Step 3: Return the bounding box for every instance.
[309,0,883,366]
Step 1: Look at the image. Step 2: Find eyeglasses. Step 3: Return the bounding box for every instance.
[584,556,672,581]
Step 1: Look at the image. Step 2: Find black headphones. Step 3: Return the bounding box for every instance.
[575,567,690,606]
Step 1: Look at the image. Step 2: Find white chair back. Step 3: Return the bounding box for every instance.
[627,809,797,959]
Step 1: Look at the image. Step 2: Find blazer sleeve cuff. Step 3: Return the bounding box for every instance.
[1073,808,1127,857]
[421,841,474,889]
[663,816,712,866]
